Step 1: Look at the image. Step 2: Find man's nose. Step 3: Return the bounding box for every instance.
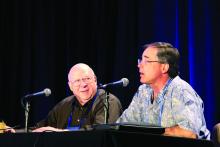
[80,81,88,87]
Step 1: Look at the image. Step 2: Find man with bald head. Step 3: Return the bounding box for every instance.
[33,63,122,132]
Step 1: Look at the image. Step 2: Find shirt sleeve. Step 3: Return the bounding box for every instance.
[35,97,73,129]
[108,94,123,123]
[170,86,210,139]
[117,90,143,123]
[36,107,58,128]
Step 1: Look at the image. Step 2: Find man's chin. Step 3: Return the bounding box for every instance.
[140,78,145,84]
[80,95,91,100]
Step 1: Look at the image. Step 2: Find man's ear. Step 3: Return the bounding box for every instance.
[162,63,169,74]
[68,82,73,91]
[94,76,97,82]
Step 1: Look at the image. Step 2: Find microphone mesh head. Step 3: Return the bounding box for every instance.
[121,78,129,87]
[44,88,51,97]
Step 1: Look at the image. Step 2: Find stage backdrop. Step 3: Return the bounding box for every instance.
[0,0,219,132]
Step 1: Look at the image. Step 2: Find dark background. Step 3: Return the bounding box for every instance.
[0,0,219,132]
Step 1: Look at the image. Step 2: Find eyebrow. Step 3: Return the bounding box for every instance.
[143,55,150,59]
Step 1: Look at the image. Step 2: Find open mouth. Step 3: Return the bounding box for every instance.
[80,89,89,93]
[139,71,144,75]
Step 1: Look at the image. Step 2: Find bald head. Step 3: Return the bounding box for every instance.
[68,63,96,81]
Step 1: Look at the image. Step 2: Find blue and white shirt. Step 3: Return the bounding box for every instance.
[117,76,210,139]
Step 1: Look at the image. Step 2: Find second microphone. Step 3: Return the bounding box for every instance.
[99,78,129,89]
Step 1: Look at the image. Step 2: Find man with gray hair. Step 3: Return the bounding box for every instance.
[117,42,210,139]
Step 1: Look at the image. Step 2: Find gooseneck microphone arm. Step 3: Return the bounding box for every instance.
[24,100,30,133]
[100,78,129,124]
[20,88,51,132]
[99,78,129,89]
[104,90,109,124]
[21,96,31,133]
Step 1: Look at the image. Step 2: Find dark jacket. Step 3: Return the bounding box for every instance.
[36,89,122,129]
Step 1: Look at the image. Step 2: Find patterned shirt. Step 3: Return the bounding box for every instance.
[117,76,210,139]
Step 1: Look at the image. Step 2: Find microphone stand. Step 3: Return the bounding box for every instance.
[21,97,30,133]
[24,101,30,133]
[20,89,51,133]
[104,90,109,124]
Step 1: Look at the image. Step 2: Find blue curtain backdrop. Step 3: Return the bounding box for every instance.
[0,0,219,132]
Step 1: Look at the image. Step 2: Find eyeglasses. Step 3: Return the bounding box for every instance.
[70,77,94,87]
[137,59,162,65]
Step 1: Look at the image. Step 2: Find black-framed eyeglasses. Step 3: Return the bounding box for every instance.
[137,59,162,65]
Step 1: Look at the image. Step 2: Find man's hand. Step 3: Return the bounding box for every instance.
[5,126,16,133]
[163,125,197,139]
[32,126,68,132]
[0,122,16,133]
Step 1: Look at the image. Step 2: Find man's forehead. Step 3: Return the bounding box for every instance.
[74,69,91,75]
[71,69,91,78]
[143,47,158,57]
[68,65,94,80]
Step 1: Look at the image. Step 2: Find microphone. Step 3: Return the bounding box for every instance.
[99,78,129,89]
[24,88,51,98]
